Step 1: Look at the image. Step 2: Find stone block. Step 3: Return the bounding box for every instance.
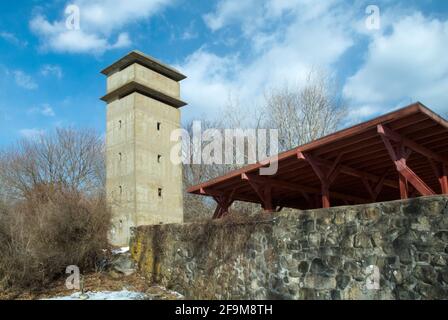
[370,232,383,247]
[326,255,344,269]
[333,212,345,225]
[336,274,351,290]
[417,252,431,264]
[354,233,373,248]
[308,232,321,247]
[298,261,310,273]
[415,265,438,285]
[331,290,342,300]
[304,274,337,290]
[380,200,401,215]
[345,209,359,223]
[411,216,430,231]
[361,206,381,220]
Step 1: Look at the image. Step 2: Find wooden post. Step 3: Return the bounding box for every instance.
[442,165,448,194]
[211,190,235,219]
[321,183,330,208]
[429,160,448,194]
[298,151,341,209]
[242,174,274,213]
[398,174,408,199]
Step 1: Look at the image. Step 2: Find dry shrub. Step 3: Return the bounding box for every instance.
[0,185,111,290]
[0,128,109,291]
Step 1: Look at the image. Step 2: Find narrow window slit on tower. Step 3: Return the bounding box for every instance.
[119,120,122,129]
[158,188,162,197]
[157,122,161,131]
[119,152,122,161]
[119,186,123,195]
[157,154,162,163]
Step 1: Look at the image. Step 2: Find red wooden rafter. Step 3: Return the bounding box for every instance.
[429,159,448,194]
[377,124,436,198]
[362,169,389,201]
[242,173,274,212]
[297,151,342,208]
[202,188,235,219]
[241,173,368,208]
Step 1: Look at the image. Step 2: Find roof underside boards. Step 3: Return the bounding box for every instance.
[187,102,448,210]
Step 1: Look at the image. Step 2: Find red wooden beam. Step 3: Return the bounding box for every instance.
[429,160,448,194]
[263,185,274,212]
[242,173,368,205]
[398,174,409,199]
[297,152,398,189]
[245,179,265,204]
[362,177,375,201]
[378,124,448,165]
[443,165,448,194]
[298,152,342,208]
[378,124,435,197]
[209,189,235,219]
[363,170,389,201]
[241,173,274,212]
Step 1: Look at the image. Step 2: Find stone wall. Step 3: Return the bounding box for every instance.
[130,196,448,300]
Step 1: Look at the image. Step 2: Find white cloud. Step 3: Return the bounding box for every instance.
[28,104,55,117]
[110,32,132,49]
[76,0,173,33]
[343,13,448,117]
[19,128,45,139]
[30,0,172,54]
[203,0,259,32]
[30,14,132,54]
[40,65,63,79]
[181,0,353,117]
[13,70,38,90]
[203,0,338,36]
[0,31,28,47]
[186,1,448,122]
[180,22,198,40]
[178,50,240,117]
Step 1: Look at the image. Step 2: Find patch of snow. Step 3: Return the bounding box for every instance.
[46,290,147,300]
[112,246,129,254]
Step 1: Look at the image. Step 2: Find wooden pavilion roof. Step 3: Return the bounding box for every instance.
[187,102,448,217]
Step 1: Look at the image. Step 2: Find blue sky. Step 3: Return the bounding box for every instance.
[0,0,447,146]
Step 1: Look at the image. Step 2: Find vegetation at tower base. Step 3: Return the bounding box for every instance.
[131,196,448,300]
[0,128,111,291]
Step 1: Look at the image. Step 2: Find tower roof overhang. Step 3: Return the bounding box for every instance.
[100,81,187,108]
[101,50,187,82]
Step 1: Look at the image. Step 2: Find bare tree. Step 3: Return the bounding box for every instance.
[0,128,105,201]
[0,128,109,290]
[182,71,347,220]
[263,70,347,151]
[182,98,266,221]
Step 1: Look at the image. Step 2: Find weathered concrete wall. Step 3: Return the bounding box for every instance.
[107,63,180,98]
[131,196,448,300]
[106,60,184,246]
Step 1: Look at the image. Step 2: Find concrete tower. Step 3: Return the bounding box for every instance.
[101,51,187,246]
